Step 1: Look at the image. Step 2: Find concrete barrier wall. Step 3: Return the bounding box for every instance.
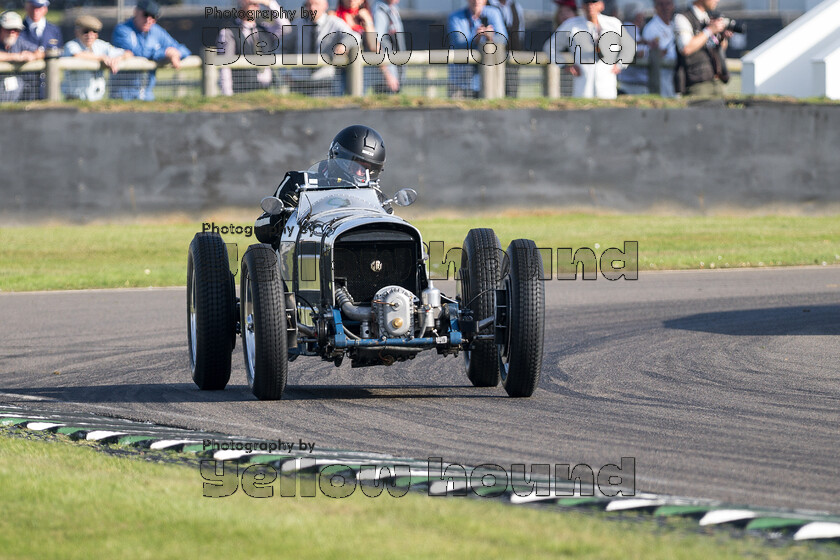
[2,104,839,221]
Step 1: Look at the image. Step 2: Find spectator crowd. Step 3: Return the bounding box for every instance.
[0,0,737,102]
[1,0,189,101]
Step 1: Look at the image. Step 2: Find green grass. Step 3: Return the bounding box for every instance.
[1,214,839,291]
[2,88,839,113]
[417,213,840,273]
[0,432,835,560]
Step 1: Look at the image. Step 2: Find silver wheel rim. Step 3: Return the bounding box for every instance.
[459,270,473,373]
[497,277,512,382]
[498,354,510,382]
[244,275,256,387]
[189,271,197,365]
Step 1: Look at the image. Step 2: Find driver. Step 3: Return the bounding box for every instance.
[326,124,386,182]
[255,125,386,243]
[279,124,385,207]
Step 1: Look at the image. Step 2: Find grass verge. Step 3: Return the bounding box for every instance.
[1,214,839,291]
[2,90,839,114]
[0,429,836,559]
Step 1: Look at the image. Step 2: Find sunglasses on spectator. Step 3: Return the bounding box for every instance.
[6,28,20,33]
[80,28,98,34]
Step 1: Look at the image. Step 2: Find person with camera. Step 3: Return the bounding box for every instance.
[672,0,732,96]
[447,0,506,98]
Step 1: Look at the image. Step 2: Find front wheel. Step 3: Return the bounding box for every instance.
[187,233,235,391]
[498,239,544,398]
[240,244,288,400]
[460,228,503,387]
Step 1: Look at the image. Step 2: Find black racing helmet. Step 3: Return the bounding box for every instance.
[328,125,386,181]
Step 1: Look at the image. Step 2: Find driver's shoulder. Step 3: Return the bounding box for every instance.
[282,170,307,186]
[275,170,307,195]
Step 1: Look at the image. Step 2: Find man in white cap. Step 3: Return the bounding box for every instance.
[0,11,40,101]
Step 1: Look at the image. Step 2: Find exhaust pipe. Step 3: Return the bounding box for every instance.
[335,286,373,322]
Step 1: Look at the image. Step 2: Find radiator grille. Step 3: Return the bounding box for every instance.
[333,238,417,303]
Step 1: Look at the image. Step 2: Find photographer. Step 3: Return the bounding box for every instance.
[447,0,506,98]
[672,0,732,96]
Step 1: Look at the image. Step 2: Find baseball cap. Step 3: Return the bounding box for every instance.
[27,0,50,7]
[75,14,102,32]
[0,11,25,30]
[136,0,160,18]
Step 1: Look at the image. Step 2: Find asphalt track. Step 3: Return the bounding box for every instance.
[2,267,839,513]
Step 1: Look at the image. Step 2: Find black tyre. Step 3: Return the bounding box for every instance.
[499,239,544,398]
[460,228,502,387]
[187,232,236,390]
[240,244,288,400]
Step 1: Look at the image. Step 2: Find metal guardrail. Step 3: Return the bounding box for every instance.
[0,48,741,101]
[0,53,204,102]
[202,48,574,99]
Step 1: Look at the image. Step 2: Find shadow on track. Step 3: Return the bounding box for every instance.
[0,384,252,403]
[280,384,503,401]
[0,384,501,403]
[663,304,840,336]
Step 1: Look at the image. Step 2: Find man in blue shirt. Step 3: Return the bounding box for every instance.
[447,0,506,98]
[111,0,191,100]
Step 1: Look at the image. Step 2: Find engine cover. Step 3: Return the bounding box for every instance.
[373,286,414,338]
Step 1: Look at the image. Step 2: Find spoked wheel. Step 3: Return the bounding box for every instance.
[460,228,503,387]
[497,239,544,398]
[187,233,236,390]
[240,244,288,400]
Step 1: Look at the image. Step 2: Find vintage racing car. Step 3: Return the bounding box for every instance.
[187,158,545,400]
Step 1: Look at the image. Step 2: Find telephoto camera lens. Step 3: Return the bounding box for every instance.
[710,11,746,34]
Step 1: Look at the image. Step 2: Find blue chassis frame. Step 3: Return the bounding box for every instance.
[287,302,464,357]
[308,303,462,350]
[332,305,463,349]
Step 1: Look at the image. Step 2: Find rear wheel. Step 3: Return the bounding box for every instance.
[498,239,544,398]
[460,228,502,387]
[187,233,235,390]
[240,244,288,400]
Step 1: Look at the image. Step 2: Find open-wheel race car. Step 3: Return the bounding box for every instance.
[187,153,545,400]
